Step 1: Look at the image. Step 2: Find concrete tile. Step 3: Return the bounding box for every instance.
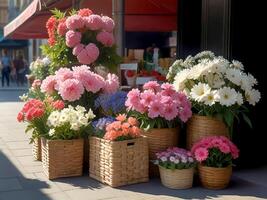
[11,148,32,157]
[23,165,44,173]
[0,178,23,192]
[0,190,50,200]
[46,192,71,200]
[17,155,42,166]
[6,141,30,150]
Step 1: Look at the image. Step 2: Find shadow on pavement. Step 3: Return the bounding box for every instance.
[0,89,27,102]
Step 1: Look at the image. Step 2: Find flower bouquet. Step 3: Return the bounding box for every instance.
[42,105,95,179]
[125,81,192,176]
[191,136,239,189]
[89,114,148,187]
[155,147,196,189]
[41,8,121,73]
[168,51,261,147]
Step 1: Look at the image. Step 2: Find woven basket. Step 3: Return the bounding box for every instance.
[142,127,179,177]
[198,165,232,189]
[89,137,149,187]
[41,138,84,180]
[159,166,194,189]
[32,138,42,161]
[186,115,229,149]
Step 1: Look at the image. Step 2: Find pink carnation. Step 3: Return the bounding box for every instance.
[58,79,84,102]
[102,16,115,32]
[84,14,104,30]
[140,90,156,107]
[52,100,65,110]
[103,73,119,94]
[161,103,178,121]
[57,21,67,36]
[66,30,82,47]
[55,68,73,82]
[96,31,114,47]
[77,43,99,64]
[78,8,93,17]
[161,83,176,96]
[66,14,85,30]
[195,147,209,162]
[40,75,56,95]
[125,88,140,109]
[148,100,163,118]
[143,81,160,92]
[179,107,192,123]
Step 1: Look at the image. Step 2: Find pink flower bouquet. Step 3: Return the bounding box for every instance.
[125,81,192,130]
[191,136,239,167]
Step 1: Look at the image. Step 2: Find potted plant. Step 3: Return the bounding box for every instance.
[42,105,95,179]
[125,81,192,176]
[89,114,149,187]
[154,147,196,189]
[191,136,239,189]
[167,51,261,148]
[125,70,136,87]
[17,98,65,161]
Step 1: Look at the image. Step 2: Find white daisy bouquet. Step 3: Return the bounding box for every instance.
[168,51,261,131]
[46,105,95,140]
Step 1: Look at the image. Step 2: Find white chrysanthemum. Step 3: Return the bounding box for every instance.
[205,73,225,89]
[217,87,237,106]
[48,129,55,136]
[225,68,242,86]
[78,116,88,126]
[247,73,258,86]
[187,64,203,80]
[59,113,69,124]
[173,68,190,91]
[86,109,96,119]
[19,94,29,102]
[245,89,261,106]
[76,105,86,113]
[209,58,228,74]
[42,57,51,66]
[202,90,219,106]
[231,60,244,70]
[190,83,211,102]
[236,92,244,106]
[70,123,80,131]
[194,51,215,60]
[240,74,252,92]
[47,111,60,127]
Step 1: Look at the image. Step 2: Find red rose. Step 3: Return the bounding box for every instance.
[17,112,24,122]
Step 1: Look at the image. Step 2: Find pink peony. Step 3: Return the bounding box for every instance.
[143,81,160,92]
[57,21,67,36]
[84,14,104,30]
[96,31,114,47]
[102,16,115,32]
[140,90,156,107]
[40,75,56,95]
[78,8,93,17]
[55,68,73,83]
[66,30,82,48]
[73,44,85,56]
[148,100,163,118]
[103,73,119,94]
[195,147,209,162]
[76,43,99,64]
[161,103,178,121]
[58,79,84,102]
[85,43,99,61]
[66,14,85,30]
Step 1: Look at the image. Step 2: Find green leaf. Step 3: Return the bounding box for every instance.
[242,113,253,129]
[224,110,234,128]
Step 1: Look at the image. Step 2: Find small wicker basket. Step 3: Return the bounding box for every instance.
[142,127,179,177]
[32,138,42,161]
[89,136,149,187]
[198,164,232,189]
[186,115,229,149]
[41,138,84,179]
[159,166,194,189]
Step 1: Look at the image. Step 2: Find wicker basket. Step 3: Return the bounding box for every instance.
[41,138,84,179]
[142,127,179,177]
[89,137,149,187]
[186,115,229,149]
[198,165,232,189]
[159,166,194,189]
[32,138,42,161]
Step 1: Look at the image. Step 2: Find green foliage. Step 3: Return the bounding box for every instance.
[51,8,65,19]
[204,148,233,168]
[158,161,196,170]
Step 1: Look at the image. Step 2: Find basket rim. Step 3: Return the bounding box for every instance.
[198,164,232,170]
[191,114,225,122]
[90,136,146,144]
[159,165,195,171]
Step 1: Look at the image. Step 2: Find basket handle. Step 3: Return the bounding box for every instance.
[127,142,135,146]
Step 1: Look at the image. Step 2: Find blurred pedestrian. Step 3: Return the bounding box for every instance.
[1,50,12,87]
[13,55,26,86]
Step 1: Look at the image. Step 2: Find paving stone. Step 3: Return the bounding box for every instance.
[0,190,50,200]
[0,178,22,192]
[11,148,32,157]
[6,141,30,150]
[17,155,42,167]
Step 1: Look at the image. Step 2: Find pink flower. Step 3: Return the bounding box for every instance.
[161,83,176,96]
[77,43,99,64]
[96,31,114,47]
[58,79,84,101]
[125,88,140,108]
[57,21,67,36]
[195,147,209,162]
[52,100,65,110]
[103,73,119,94]
[73,44,85,56]
[17,112,24,122]
[219,143,231,154]
[148,100,163,118]
[178,107,192,123]
[143,81,160,92]
[140,90,156,106]
[161,103,178,121]
[84,14,104,30]
[66,30,82,47]
[32,79,41,89]
[66,14,85,30]
[78,8,93,17]
[55,68,73,83]
[40,75,56,95]
[101,16,115,32]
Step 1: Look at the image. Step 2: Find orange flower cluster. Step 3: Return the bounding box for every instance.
[104,114,141,141]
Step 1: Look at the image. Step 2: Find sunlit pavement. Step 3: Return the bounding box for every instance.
[0,90,267,200]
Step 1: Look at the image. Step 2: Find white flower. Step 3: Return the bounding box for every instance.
[240,74,252,91]
[217,87,237,106]
[236,92,244,106]
[247,73,257,86]
[225,68,242,86]
[59,113,69,123]
[190,83,211,102]
[188,157,194,163]
[205,73,225,88]
[161,156,167,162]
[70,123,80,131]
[187,63,204,80]
[19,94,29,102]
[86,109,96,119]
[245,89,261,106]
[48,129,55,136]
[202,90,219,106]
[76,105,86,113]
[231,60,244,70]
[42,57,51,66]
[170,156,176,162]
[174,159,180,164]
[173,68,190,91]
[208,58,228,74]
[181,158,187,163]
[78,116,88,126]
[47,111,60,127]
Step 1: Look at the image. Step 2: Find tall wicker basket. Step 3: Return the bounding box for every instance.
[159,166,194,189]
[32,138,42,161]
[89,136,149,187]
[41,138,84,179]
[142,127,179,177]
[198,165,232,189]
[186,115,229,149]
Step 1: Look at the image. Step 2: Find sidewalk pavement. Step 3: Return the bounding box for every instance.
[0,93,267,200]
